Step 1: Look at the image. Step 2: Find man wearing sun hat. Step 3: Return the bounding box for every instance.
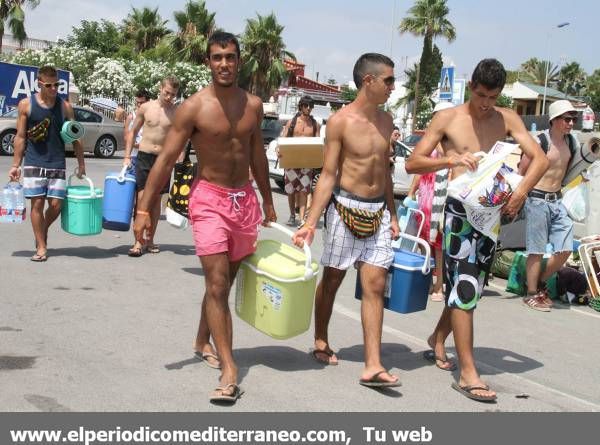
[519,99,578,312]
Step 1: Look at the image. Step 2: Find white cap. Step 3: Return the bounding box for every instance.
[548,100,577,121]
[433,101,454,114]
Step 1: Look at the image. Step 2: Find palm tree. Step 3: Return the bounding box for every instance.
[122,6,170,53]
[558,62,587,96]
[171,0,216,63]
[0,0,40,52]
[239,12,295,100]
[520,58,559,86]
[398,0,456,116]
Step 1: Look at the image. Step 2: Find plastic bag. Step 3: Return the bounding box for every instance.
[562,181,588,222]
[447,141,522,241]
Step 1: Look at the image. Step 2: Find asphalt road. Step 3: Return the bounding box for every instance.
[1,154,599,412]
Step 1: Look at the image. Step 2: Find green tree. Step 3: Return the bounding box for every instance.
[398,0,456,114]
[0,0,40,51]
[171,0,217,64]
[239,12,294,100]
[340,84,357,102]
[398,45,442,110]
[520,57,559,86]
[122,6,170,53]
[496,93,514,108]
[586,69,600,111]
[558,62,587,96]
[65,19,122,57]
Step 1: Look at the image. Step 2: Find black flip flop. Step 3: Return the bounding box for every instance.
[451,382,497,402]
[309,348,338,366]
[194,351,221,369]
[209,384,244,403]
[359,370,402,388]
[127,247,143,257]
[423,350,457,371]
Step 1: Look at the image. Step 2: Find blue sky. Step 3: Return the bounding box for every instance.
[24,0,596,83]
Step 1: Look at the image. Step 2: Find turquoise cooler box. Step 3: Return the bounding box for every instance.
[356,233,433,314]
[103,166,136,231]
[235,223,319,339]
[61,174,103,236]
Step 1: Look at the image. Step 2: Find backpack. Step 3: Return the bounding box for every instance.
[536,130,578,157]
[287,113,318,137]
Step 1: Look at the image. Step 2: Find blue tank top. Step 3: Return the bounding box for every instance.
[24,94,66,169]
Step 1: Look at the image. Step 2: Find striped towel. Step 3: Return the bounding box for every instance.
[430,168,448,243]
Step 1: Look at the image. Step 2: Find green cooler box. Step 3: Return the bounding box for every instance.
[61,174,103,236]
[235,223,319,339]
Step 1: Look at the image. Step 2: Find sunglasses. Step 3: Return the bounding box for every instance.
[301,104,313,109]
[38,81,60,89]
[562,116,578,124]
[381,76,396,86]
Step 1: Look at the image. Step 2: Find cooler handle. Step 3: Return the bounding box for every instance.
[68,171,96,198]
[267,222,314,280]
[117,165,130,183]
[395,232,431,275]
[405,207,425,253]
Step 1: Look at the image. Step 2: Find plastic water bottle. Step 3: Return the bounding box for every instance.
[530,122,537,132]
[0,182,25,223]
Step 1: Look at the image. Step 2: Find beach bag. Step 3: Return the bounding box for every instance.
[447,141,522,241]
[491,248,516,279]
[167,142,196,218]
[562,181,588,222]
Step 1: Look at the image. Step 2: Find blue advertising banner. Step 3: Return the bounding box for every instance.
[439,66,454,101]
[0,61,69,115]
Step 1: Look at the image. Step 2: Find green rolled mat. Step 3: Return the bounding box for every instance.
[60,120,85,144]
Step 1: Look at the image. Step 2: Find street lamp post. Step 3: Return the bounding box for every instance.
[541,22,570,116]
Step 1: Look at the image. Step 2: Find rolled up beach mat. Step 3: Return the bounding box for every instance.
[563,136,600,185]
[60,120,85,144]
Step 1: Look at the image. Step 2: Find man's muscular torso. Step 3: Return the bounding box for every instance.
[187,86,262,188]
[139,100,177,155]
[333,106,393,198]
[439,105,510,179]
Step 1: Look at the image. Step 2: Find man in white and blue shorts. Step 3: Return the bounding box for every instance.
[519,100,576,312]
[8,65,86,262]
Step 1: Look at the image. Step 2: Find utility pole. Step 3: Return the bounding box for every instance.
[412,63,420,133]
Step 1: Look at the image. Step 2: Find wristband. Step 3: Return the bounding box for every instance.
[301,223,316,233]
[11,165,21,169]
[136,210,150,216]
[447,158,455,168]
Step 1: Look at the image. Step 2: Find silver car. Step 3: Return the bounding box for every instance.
[0,106,124,158]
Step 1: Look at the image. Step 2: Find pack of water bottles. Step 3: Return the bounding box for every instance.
[0,181,26,223]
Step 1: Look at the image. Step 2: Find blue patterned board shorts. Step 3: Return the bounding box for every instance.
[443,198,497,310]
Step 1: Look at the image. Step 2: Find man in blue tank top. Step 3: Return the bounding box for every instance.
[8,65,86,262]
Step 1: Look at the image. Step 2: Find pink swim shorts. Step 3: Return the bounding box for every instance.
[188,180,262,261]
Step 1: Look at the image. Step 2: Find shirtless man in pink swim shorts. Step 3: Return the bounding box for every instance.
[134,31,276,404]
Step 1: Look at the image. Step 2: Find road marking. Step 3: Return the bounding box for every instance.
[333,301,600,411]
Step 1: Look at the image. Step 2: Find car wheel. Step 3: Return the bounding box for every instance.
[0,129,16,156]
[94,135,117,158]
[274,178,285,191]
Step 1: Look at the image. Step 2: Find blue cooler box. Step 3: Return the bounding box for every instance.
[355,233,433,314]
[102,167,136,231]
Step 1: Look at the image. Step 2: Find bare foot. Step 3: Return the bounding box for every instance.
[359,368,401,387]
[311,340,338,365]
[194,343,220,368]
[454,377,497,401]
[427,334,455,370]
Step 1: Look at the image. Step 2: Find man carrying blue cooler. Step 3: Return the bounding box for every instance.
[8,65,86,262]
[293,53,401,388]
